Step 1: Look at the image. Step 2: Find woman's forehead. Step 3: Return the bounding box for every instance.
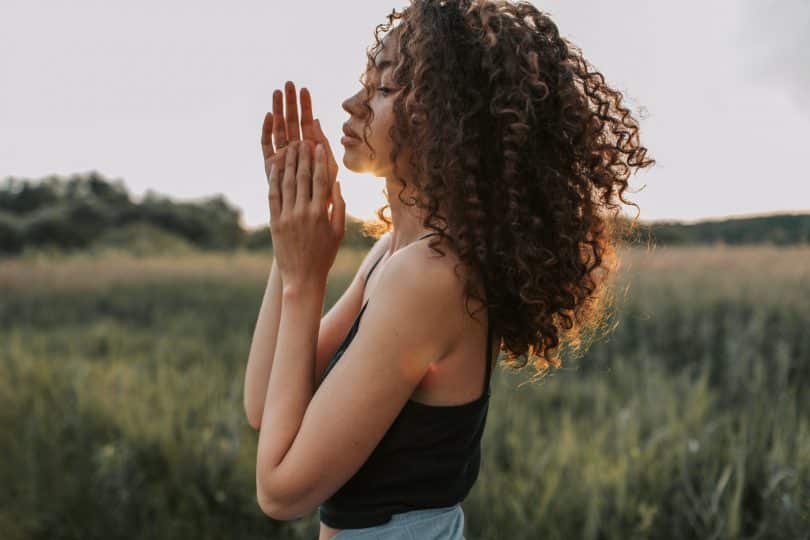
[366,30,401,80]
[377,30,401,61]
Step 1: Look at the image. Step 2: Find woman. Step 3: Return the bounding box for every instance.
[244,1,655,538]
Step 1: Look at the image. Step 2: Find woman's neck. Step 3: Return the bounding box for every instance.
[383,182,436,253]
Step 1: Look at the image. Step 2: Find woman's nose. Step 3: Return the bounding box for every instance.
[341,89,365,117]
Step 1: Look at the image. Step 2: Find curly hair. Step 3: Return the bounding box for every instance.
[357,0,655,379]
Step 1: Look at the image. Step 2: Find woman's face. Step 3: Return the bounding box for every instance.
[340,34,410,178]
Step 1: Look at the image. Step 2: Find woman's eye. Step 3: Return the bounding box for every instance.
[377,87,392,95]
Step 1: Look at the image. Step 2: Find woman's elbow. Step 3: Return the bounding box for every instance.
[243,399,261,431]
[258,492,302,521]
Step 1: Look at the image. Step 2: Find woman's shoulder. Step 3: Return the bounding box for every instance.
[356,232,392,283]
[360,243,462,361]
[367,236,485,366]
[381,235,476,307]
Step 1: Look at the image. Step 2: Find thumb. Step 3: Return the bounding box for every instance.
[330,181,346,238]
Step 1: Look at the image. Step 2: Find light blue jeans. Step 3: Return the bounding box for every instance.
[331,503,466,539]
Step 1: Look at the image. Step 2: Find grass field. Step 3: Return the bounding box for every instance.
[1,245,808,539]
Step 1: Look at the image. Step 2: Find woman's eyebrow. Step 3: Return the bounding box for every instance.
[374,59,394,71]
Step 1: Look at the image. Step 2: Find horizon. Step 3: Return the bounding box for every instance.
[6,169,810,230]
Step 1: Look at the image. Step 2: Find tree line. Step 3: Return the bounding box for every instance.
[1,172,807,256]
[0,172,376,255]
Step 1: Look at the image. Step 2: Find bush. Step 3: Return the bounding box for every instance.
[0,211,23,255]
[89,221,199,256]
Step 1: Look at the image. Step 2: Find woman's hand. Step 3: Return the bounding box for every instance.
[261,81,339,203]
[267,139,345,293]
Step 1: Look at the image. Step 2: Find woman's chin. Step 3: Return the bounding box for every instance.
[341,151,368,174]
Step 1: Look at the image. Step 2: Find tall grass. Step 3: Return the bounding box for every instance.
[1,245,808,539]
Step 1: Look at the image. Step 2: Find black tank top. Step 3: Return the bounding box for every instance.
[317,232,495,529]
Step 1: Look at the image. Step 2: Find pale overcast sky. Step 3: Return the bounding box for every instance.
[2,0,808,229]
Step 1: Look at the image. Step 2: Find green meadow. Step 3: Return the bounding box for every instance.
[1,244,808,539]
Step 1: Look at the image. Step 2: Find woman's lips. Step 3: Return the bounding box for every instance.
[341,122,362,146]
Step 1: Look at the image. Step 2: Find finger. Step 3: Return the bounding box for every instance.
[261,112,275,160]
[268,150,285,181]
[296,140,313,207]
[272,90,287,150]
[311,142,328,206]
[281,141,298,214]
[300,87,316,141]
[311,118,327,150]
[266,146,286,184]
[315,119,338,173]
[330,181,346,238]
[284,81,301,142]
[314,119,337,196]
[268,158,282,224]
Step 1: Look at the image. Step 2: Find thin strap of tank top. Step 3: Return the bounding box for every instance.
[484,298,494,395]
[483,273,495,395]
[364,231,440,285]
[364,253,385,285]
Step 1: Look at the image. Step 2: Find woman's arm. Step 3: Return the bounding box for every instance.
[312,232,391,386]
[244,233,391,431]
[247,81,340,430]
[244,256,284,431]
[256,244,456,518]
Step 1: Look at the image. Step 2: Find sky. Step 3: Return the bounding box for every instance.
[2,0,808,229]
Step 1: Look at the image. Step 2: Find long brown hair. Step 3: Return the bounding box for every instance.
[358,0,655,378]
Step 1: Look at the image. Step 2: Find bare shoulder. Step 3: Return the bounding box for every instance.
[367,236,477,353]
[394,234,481,304]
[386,235,463,294]
[356,232,392,281]
[356,249,457,371]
